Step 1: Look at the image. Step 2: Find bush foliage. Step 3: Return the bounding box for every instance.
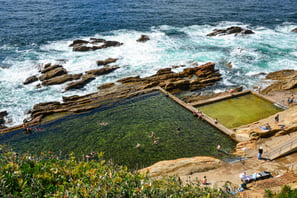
[0,145,238,197]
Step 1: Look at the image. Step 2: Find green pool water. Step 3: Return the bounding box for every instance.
[0,92,235,170]
[197,94,282,129]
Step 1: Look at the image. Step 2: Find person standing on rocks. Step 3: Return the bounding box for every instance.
[275,114,279,124]
[258,146,263,159]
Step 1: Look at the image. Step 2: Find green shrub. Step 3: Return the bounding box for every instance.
[264,185,297,198]
[0,145,238,197]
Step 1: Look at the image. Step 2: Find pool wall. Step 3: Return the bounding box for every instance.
[157,87,245,142]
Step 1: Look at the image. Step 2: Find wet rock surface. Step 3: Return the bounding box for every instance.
[23,75,38,85]
[136,35,150,42]
[69,38,123,51]
[96,58,118,66]
[207,26,254,36]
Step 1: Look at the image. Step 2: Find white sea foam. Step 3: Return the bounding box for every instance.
[1,22,297,126]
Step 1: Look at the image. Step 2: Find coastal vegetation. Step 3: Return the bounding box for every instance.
[0,145,233,197]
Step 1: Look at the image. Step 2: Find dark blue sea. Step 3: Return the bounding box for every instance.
[0,0,297,126]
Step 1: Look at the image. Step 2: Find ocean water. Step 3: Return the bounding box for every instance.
[0,0,297,126]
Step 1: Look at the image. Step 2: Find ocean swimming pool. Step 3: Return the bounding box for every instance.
[197,93,282,129]
[0,91,235,169]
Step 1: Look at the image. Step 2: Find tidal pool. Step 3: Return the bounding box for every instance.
[197,94,282,129]
[0,91,235,169]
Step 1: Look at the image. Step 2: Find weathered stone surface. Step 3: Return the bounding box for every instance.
[0,65,10,69]
[262,70,297,93]
[139,156,224,177]
[39,67,68,81]
[0,111,8,125]
[36,84,41,89]
[89,38,106,44]
[226,62,233,68]
[41,73,82,86]
[44,63,51,69]
[71,39,123,52]
[72,46,91,51]
[65,74,96,91]
[265,70,297,80]
[97,83,115,90]
[62,95,81,102]
[164,79,189,91]
[117,76,141,83]
[23,75,38,85]
[96,41,123,50]
[282,77,297,90]
[136,35,150,42]
[207,26,254,36]
[85,65,120,76]
[156,68,173,75]
[40,64,63,73]
[0,111,8,117]
[30,102,61,117]
[96,58,118,66]
[69,39,89,47]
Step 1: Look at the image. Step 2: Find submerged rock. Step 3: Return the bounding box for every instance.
[291,27,297,32]
[207,26,254,36]
[0,111,8,125]
[68,39,89,47]
[70,38,123,52]
[136,35,150,42]
[96,58,118,66]
[23,75,38,85]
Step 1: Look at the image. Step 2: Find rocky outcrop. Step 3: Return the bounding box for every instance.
[291,28,297,32]
[41,73,82,86]
[0,111,8,129]
[65,74,96,91]
[96,58,118,66]
[69,38,123,52]
[262,70,297,94]
[97,83,115,90]
[69,39,89,47]
[117,76,142,84]
[139,156,224,177]
[39,67,68,81]
[0,65,10,69]
[85,65,120,76]
[40,64,63,73]
[207,26,254,36]
[136,35,150,42]
[26,62,221,122]
[23,75,38,85]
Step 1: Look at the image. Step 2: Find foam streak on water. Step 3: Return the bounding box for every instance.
[1,22,297,126]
